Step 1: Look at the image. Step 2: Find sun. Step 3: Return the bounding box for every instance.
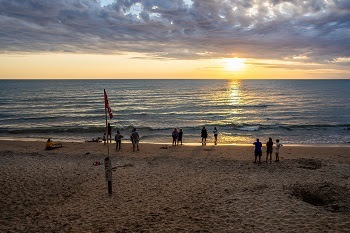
[224,58,246,71]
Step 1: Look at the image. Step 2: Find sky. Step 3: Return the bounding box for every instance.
[0,0,350,79]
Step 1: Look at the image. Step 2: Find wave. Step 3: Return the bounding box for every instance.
[1,126,105,134]
[0,123,349,135]
[203,123,350,131]
[0,125,174,135]
[237,126,260,131]
[278,124,350,130]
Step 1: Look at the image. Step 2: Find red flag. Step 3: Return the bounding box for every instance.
[104,89,113,119]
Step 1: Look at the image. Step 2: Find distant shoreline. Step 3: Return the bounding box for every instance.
[1,137,349,147]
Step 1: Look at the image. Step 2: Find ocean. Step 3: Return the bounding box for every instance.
[0,79,349,144]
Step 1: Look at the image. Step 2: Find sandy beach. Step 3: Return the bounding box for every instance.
[1,139,350,232]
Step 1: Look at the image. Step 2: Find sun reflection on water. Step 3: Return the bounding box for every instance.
[227,80,244,124]
[228,80,241,105]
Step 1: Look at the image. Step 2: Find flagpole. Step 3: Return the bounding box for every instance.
[104,89,112,196]
[105,104,110,158]
[104,89,111,158]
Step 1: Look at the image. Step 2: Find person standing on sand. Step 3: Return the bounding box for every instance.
[178,129,183,145]
[213,127,218,145]
[107,123,112,143]
[172,128,179,146]
[131,128,140,152]
[266,137,273,163]
[275,139,283,162]
[253,138,262,163]
[115,131,123,151]
[201,127,208,145]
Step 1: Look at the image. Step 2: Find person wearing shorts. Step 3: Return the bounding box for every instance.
[201,127,208,145]
[253,138,262,163]
[266,137,273,163]
[115,131,123,151]
[131,128,140,152]
[275,139,283,162]
[178,129,183,145]
[172,128,178,146]
[213,127,218,145]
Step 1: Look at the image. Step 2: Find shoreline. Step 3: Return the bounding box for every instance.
[1,137,350,147]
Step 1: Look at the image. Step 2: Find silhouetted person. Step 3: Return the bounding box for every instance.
[107,123,112,143]
[178,129,183,145]
[253,138,262,163]
[201,127,207,145]
[131,128,140,151]
[172,128,178,146]
[213,127,218,145]
[115,131,123,150]
[266,137,273,163]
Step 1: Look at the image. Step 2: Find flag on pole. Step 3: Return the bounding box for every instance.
[104,89,113,119]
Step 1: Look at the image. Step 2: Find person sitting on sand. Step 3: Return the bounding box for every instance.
[178,129,183,145]
[253,138,262,163]
[115,131,123,151]
[275,139,283,162]
[131,128,140,152]
[85,137,101,143]
[266,137,273,163]
[201,127,208,145]
[213,127,218,145]
[172,128,178,146]
[45,139,62,150]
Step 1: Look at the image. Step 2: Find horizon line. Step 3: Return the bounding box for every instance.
[0,78,350,80]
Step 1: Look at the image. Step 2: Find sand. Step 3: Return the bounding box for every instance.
[1,139,350,232]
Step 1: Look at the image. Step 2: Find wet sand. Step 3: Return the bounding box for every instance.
[1,140,350,232]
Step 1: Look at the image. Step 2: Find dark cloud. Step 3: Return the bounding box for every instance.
[0,0,349,63]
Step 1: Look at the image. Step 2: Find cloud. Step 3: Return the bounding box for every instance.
[330,57,350,64]
[0,0,349,63]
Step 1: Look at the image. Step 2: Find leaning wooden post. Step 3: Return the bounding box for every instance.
[104,156,112,195]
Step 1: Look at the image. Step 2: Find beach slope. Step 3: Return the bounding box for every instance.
[1,140,350,232]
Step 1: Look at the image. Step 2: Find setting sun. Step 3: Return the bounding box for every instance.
[224,58,246,72]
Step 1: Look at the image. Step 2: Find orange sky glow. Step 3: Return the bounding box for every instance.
[1,53,349,79]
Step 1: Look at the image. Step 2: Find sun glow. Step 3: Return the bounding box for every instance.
[224,58,246,71]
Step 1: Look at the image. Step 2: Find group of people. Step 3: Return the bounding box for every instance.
[253,138,283,164]
[200,127,219,145]
[171,128,183,145]
[171,127,219,146]
[96,125,284,161]
[45,124,285,164]
[102,127,140,152]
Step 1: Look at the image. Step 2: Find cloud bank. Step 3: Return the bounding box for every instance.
[0,0,349,63]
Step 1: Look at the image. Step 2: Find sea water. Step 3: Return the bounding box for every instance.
[0,79,349,144]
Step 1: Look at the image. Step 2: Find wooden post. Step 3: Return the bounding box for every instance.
[104,157,112,195]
